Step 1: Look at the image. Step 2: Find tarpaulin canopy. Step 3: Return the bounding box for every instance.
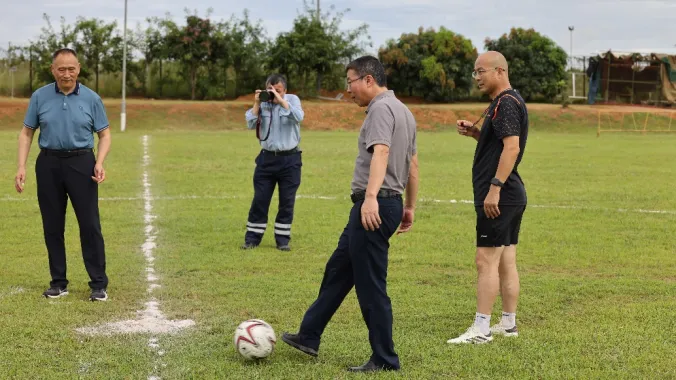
[588,50,675,105]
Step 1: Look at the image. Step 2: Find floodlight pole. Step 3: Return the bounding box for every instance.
[568,26,575,98]
[568,26,574,70]
[121,0,128,132]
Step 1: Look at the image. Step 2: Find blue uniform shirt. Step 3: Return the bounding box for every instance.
[23,82,110,150]
[245,94,304,151]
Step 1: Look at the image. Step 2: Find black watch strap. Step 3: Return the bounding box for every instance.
[490,177,504,188]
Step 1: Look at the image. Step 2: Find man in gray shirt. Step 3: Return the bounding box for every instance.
[282,56,419,373]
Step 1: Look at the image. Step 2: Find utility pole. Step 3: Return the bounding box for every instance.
[29,44,33,93]
[121,0,128,132]
[10,68,15,98]
[568,26,574,70]
[317,0,320,20]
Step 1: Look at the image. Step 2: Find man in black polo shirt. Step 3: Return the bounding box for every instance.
[448,51,528,344]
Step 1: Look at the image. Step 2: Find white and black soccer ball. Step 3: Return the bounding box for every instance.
[234,319,277,360]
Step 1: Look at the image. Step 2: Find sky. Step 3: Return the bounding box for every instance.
[1,0,675,61]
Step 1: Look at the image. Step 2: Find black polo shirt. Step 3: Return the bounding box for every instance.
[472,89,528,206]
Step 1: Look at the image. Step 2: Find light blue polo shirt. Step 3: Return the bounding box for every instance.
[23,82,110,150]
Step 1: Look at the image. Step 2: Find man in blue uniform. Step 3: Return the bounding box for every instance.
[241,74,304,251]
[15,48,112,301]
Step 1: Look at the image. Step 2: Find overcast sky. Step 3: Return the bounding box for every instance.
[2,0,675,59]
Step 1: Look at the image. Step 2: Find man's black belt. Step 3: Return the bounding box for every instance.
[350,189,401,203]
[41,148,93,157]
[262,147,300,156]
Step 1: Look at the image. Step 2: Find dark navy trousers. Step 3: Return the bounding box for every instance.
[296,196,403,370]
[245,150,302,246]
[35,150,108,289]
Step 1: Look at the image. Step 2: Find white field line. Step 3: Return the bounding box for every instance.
[4,194,673,216]
[0,286,25,299]
[74,135,194,380]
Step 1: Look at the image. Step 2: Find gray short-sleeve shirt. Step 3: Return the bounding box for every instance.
[351,90,417,194]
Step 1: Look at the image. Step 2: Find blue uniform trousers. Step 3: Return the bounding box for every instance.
[245,149,302,246]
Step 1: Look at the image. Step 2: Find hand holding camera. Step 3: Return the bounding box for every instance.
[256,87,279,103]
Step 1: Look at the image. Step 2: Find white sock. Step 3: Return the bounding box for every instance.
[473,312,491,335]
[501,312,516,328]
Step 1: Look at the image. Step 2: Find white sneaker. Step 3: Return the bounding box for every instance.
[447,325,493,344]
[490,323,519,337]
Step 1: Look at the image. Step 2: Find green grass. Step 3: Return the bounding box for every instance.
[1,123,675,379]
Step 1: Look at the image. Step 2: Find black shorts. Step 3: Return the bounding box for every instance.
[475,205,526,247]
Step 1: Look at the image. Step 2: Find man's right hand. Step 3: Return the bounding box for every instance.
[254,90,262,104]
[457,120,478,137]
[15,167,26,193]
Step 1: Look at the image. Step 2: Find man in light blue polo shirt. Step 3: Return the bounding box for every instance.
[14,48,112,302]
[241,74,304,251]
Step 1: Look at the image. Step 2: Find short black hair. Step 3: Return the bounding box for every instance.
[346,56,387,87]
[52,48,78,61]
[266,74,287,89]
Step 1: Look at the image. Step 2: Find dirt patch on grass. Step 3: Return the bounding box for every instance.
[0,96,670,132]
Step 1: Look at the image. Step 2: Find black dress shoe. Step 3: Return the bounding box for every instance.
[240,242,259,250]
[277,244,291,251]
[347,360,397,373]
[281,332,318,357]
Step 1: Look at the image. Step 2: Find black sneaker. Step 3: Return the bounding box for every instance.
[281,332,318,357]
[277,244,291,251]
[43,287,68,298]
[90,288,108,302]
[240,242,259,250]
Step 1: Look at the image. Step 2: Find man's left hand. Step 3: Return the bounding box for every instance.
[268,86,282,102]
[483,186,501,219]
[91,164,106,184]
[361,197,381,231]
[397,206,415,234]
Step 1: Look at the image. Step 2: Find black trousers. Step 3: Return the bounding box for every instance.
[245,150,302,246]
[296,196,403,369]
[35,150,107,289]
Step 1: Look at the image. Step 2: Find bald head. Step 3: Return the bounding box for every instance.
[473,51,511,99]
[477,51,508,72]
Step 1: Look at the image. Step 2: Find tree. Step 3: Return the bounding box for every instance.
[379,27,477,102]
[74,17,124,93]
[484,27,568,101]
[225,10,267,97]
[31,14,79,86]
[135,17,171,97]
[267,1,370,96]
[165,9,219,100]
[143,14,175,98]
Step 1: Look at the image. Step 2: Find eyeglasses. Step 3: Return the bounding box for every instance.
[346,76,365,89]
[471,67,501,79]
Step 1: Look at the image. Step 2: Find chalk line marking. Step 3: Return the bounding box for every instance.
[0,286,25,299]
[75,135,194,380]
[2,193,674,216]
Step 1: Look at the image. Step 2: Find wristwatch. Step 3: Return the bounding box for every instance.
[490,177,504,188]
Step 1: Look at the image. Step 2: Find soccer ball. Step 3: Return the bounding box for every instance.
[234,319,277,360]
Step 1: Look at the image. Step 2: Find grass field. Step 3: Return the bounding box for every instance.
[1,100,675,379]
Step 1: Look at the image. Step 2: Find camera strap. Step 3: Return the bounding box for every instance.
[256,106,273,142]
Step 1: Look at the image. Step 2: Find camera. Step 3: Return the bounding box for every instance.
[259,90,275,103]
